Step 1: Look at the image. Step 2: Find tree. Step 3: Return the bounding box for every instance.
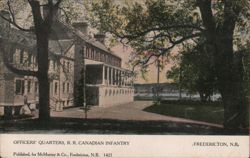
[91,0,250,130]
[197,0,249,129]
[0,0,63,121]
[167,40,216,102]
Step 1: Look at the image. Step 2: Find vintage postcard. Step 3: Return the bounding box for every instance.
[0,0,249,157]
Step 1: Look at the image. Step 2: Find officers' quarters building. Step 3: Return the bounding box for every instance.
[0,9,134,117]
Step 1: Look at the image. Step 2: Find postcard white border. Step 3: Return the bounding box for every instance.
[0,134,249,158]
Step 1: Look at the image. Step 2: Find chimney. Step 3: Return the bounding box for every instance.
[72,22,88,34]
[0,10,10,30]
[94,33,106,44]
[42,5,61,21]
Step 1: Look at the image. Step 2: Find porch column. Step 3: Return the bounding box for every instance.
[107,66,110,85]
[111,68,113,86]
[114,69,117,85]
[102,65,105,85]
[125,72,128,86]
[127,72,130,86]
[126,73,128,87]
[122,71,125,86]
[119,70,121,86]
[130,73,133,86]
[128,73,131,87]
[116,70,119,86]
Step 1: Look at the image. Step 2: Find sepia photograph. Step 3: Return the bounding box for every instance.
[0,0,249,157]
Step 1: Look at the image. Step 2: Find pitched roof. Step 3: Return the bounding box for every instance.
[49,39,74,56]
[0,26,74,58]
[55,20,121,59]
[0,19,121,60]
[0,27,36,49]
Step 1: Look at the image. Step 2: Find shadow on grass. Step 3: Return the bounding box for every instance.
[0,117,248,135]
[144,100,224,124]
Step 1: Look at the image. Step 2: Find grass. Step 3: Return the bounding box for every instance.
[1,117,248,135]
[0,117,230,135]
[144,100,224,124]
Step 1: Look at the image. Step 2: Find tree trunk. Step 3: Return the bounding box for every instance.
[37,30,50,121]
[28,0,54,122]
[199,92,206,102]
[215,31,248,130]
[221,84,248,129]
[197,0,248,130]
[218,51,249,129]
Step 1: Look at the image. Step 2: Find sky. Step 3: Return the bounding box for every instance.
[111,44,176,84]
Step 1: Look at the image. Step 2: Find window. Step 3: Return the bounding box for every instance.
[20,50,24,64]
[33,55,37,65]
[53,60,56,71]
[28,55,32,66]
[87,48,90,58]
[96,51,98,60]
[35,82,38,93]
[92,50,95,59]
[15,79,24,95]
[100,53,103,61]
[67,62,70,72]
[83,48,87,58]
[63,82,65,93]
[89,49,92,59]
[63,61,65,69]
[107,57,110,63]
[67,83,70,93]
[106,55,108,63]
[111,57,113,64]
[27,80,31,93]
[54,82,58,94]
[97,51,99,60]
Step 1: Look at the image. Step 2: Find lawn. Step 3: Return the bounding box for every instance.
[0,117,227,134]
[144,100,224,124]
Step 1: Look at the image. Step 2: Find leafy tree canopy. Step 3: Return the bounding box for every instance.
[90,0,250,69]
[167,38,217,101]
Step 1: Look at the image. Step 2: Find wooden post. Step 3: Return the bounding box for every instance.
[102,65,105,85]
[82,47,86,108]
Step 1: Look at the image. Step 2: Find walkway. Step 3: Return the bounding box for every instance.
[51,101,223,128]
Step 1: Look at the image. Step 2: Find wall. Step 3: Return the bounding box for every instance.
[50,44,75,110]
[98,86,134,107]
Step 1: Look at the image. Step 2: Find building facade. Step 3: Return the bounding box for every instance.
[0,10,134,117]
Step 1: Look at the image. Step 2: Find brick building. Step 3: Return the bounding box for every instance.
[0,9,134,117]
